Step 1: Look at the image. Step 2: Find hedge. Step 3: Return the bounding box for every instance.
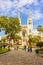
[36,42,43,47]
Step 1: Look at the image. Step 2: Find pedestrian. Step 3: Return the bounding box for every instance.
[28,45,29,52]
[24,45,26,51]
[28,40,32,52]
[30,44,32,52]
[16,41,19,50]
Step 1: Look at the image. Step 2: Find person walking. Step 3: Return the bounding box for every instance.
[28,40,32,52]
[16,41,19,50]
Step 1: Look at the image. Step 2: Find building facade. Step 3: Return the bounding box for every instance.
[18,12,33,46]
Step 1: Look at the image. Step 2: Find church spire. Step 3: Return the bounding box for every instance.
[27,11,32,25]
[18,12,21,25]
[27,11,33,35]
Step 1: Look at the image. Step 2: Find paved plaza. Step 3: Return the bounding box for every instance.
[0,49,43,65]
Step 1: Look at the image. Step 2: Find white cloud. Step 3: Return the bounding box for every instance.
[0,0,18,16]
[11,10,18,17]
[33,29,38,35]
[0,0,38,12]
[0,0,43,20]
[21,8,28,14]
[32,10,43,20]
[19,7,43,20]
[18,0,40,8]
[0,0,12,12]
[33,0,39,6]
[18,0,35,8]
[41,0,43,2]
[0,0,18,9]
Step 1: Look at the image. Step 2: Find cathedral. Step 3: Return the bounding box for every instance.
[18,12,33,46]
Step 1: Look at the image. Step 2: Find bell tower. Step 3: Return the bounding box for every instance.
[18,12,21,25]
[27,12,33,35]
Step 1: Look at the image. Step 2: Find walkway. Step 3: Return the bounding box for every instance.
[0,49,43,65]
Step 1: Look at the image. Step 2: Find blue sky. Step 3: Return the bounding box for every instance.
[0,0,43,36]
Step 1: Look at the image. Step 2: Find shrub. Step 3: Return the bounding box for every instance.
[3,43,8,48]
[35,49,43,54]
[0,48,9,54]
[36,42,43,47]
[35,42,43,54]
[35,49,39,54]
[0,41,3,48]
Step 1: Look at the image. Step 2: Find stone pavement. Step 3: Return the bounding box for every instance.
[0,49,43,65]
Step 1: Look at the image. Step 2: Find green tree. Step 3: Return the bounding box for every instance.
[0,16,8,31]
[31,36,40,43]
[28,35,40,48]
[37,25,43,32]
[6,17,21,40]
[0,16,21,44]
[37,25,43,41]
[14,35,21,41]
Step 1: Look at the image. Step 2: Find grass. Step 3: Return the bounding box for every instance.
[0,48,9,54]
[39,51,43,54]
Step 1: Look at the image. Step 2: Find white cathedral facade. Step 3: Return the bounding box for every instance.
[18,13,33,46]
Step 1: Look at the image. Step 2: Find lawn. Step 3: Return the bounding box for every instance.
[0,48,9,54]
[39,50,43,54]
